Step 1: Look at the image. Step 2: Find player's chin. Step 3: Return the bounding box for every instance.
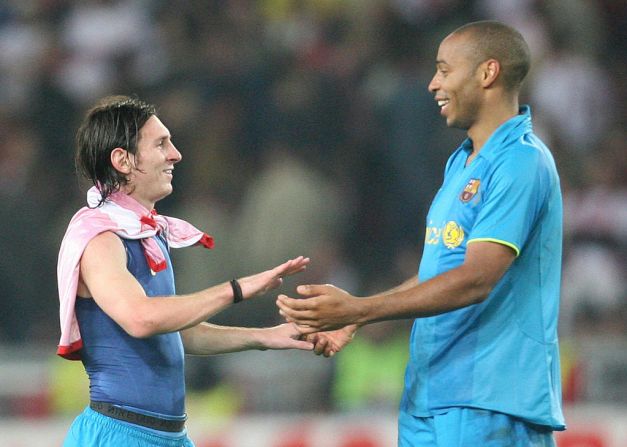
[157,184,174,199]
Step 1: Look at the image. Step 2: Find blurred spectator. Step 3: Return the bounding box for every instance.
[230,144,350,326]
[57,0,166,104]
[561,128,627,336]
[0,118,58,343]
[530,41,614,155]
[0,5,51,112]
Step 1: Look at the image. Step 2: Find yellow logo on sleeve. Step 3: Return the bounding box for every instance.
[443,221,464,249]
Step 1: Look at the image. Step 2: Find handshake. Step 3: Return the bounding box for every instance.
[238,255,362,358]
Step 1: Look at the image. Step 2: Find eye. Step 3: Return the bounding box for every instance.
[434,65,447,79]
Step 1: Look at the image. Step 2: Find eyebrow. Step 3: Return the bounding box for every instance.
[154,134,171,143]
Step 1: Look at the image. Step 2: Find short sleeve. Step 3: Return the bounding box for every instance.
[467,148,546,256]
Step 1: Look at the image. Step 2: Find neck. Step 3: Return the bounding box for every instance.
[131,195,155,212]
[467,98,519,153]
[119,186,155,212]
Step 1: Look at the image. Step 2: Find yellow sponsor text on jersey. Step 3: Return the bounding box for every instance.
[443,221,464,249]
[425,226,441,245]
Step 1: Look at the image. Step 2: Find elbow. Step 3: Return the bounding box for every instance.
[126,326,154,339]
[471,286,492,305]
[124,324,153,339]
[466,275,497,305]
[456,262,506,307]
[122,314,161,338]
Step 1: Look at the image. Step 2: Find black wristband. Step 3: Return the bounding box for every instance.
[230,279,243,304]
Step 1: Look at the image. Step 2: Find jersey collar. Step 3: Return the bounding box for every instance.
[460,105,533,162]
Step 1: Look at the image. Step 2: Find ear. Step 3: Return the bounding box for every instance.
[479,59,500,88]
[110,147,132,174]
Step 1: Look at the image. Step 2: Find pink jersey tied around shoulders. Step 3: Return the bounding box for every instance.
[56,187,214,360]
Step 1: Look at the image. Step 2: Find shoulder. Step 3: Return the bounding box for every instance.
[83,231,126,261]
[79,231,128,296]
[482,135,557,207]
[491,135,549,178]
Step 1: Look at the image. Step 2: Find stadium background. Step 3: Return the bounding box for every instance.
[0,0,625,445]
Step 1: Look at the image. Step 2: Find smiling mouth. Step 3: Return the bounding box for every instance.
[164,169,173,175]
[437,99,449,107]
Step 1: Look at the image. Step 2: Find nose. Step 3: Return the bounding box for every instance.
[168,142,182,163]
[428,73,439,93]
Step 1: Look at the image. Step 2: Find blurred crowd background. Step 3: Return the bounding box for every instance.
[0,0,625,419]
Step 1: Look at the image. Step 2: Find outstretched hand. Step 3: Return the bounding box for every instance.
[306,325,358,357]
[238,256,310,300]
[276,284,363,333]
[257,323,314,351]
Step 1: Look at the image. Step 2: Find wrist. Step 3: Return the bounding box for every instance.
[230,279,243,304]
[249,328,268,351]
[341,324,359,338]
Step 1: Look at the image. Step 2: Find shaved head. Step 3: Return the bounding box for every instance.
[450,21,531,92]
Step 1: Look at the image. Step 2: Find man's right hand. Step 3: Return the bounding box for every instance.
[306,325,358,358]
[238,256,310,299]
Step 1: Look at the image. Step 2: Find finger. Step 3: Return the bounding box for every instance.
[278,309,294,323]
[276,297,327,330]
[276,294,315,311]
[296,284,332,297]
[294,323,318,335]
[304,333,319,343]
[277,305,315,327]
[313,337,329,356]
[283,257,310,275]
[288,265,308,275]
[276,296,295,316]
[271,259,296,277]
[291,256,310,267]
[292,340,314,351]
[277,256,308,273]
[279,312,321,331]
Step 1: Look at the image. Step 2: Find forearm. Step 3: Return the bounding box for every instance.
[84,233,310,339]
[358,264,492,325]
[127,281,236,337]
[145,255,308,335]
[371,275,419,298]
[181,323,265,355]
[181,321,312,354]
[278,241,514,332]
[344,276,418,329]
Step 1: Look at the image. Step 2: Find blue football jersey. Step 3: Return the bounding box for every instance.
[401,106,565,429]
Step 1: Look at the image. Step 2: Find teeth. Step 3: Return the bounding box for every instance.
[438,100,449,107]
[165,169,173,174]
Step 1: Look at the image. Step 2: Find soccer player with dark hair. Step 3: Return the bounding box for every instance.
[278,21,566,446]
[58,95,312,447]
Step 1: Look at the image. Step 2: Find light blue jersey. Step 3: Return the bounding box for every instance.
[401,106,565,430]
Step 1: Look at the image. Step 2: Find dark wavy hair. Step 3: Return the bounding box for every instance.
[75,95,156,207]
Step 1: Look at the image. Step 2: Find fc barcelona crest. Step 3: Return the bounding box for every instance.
[460,178,481,202]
